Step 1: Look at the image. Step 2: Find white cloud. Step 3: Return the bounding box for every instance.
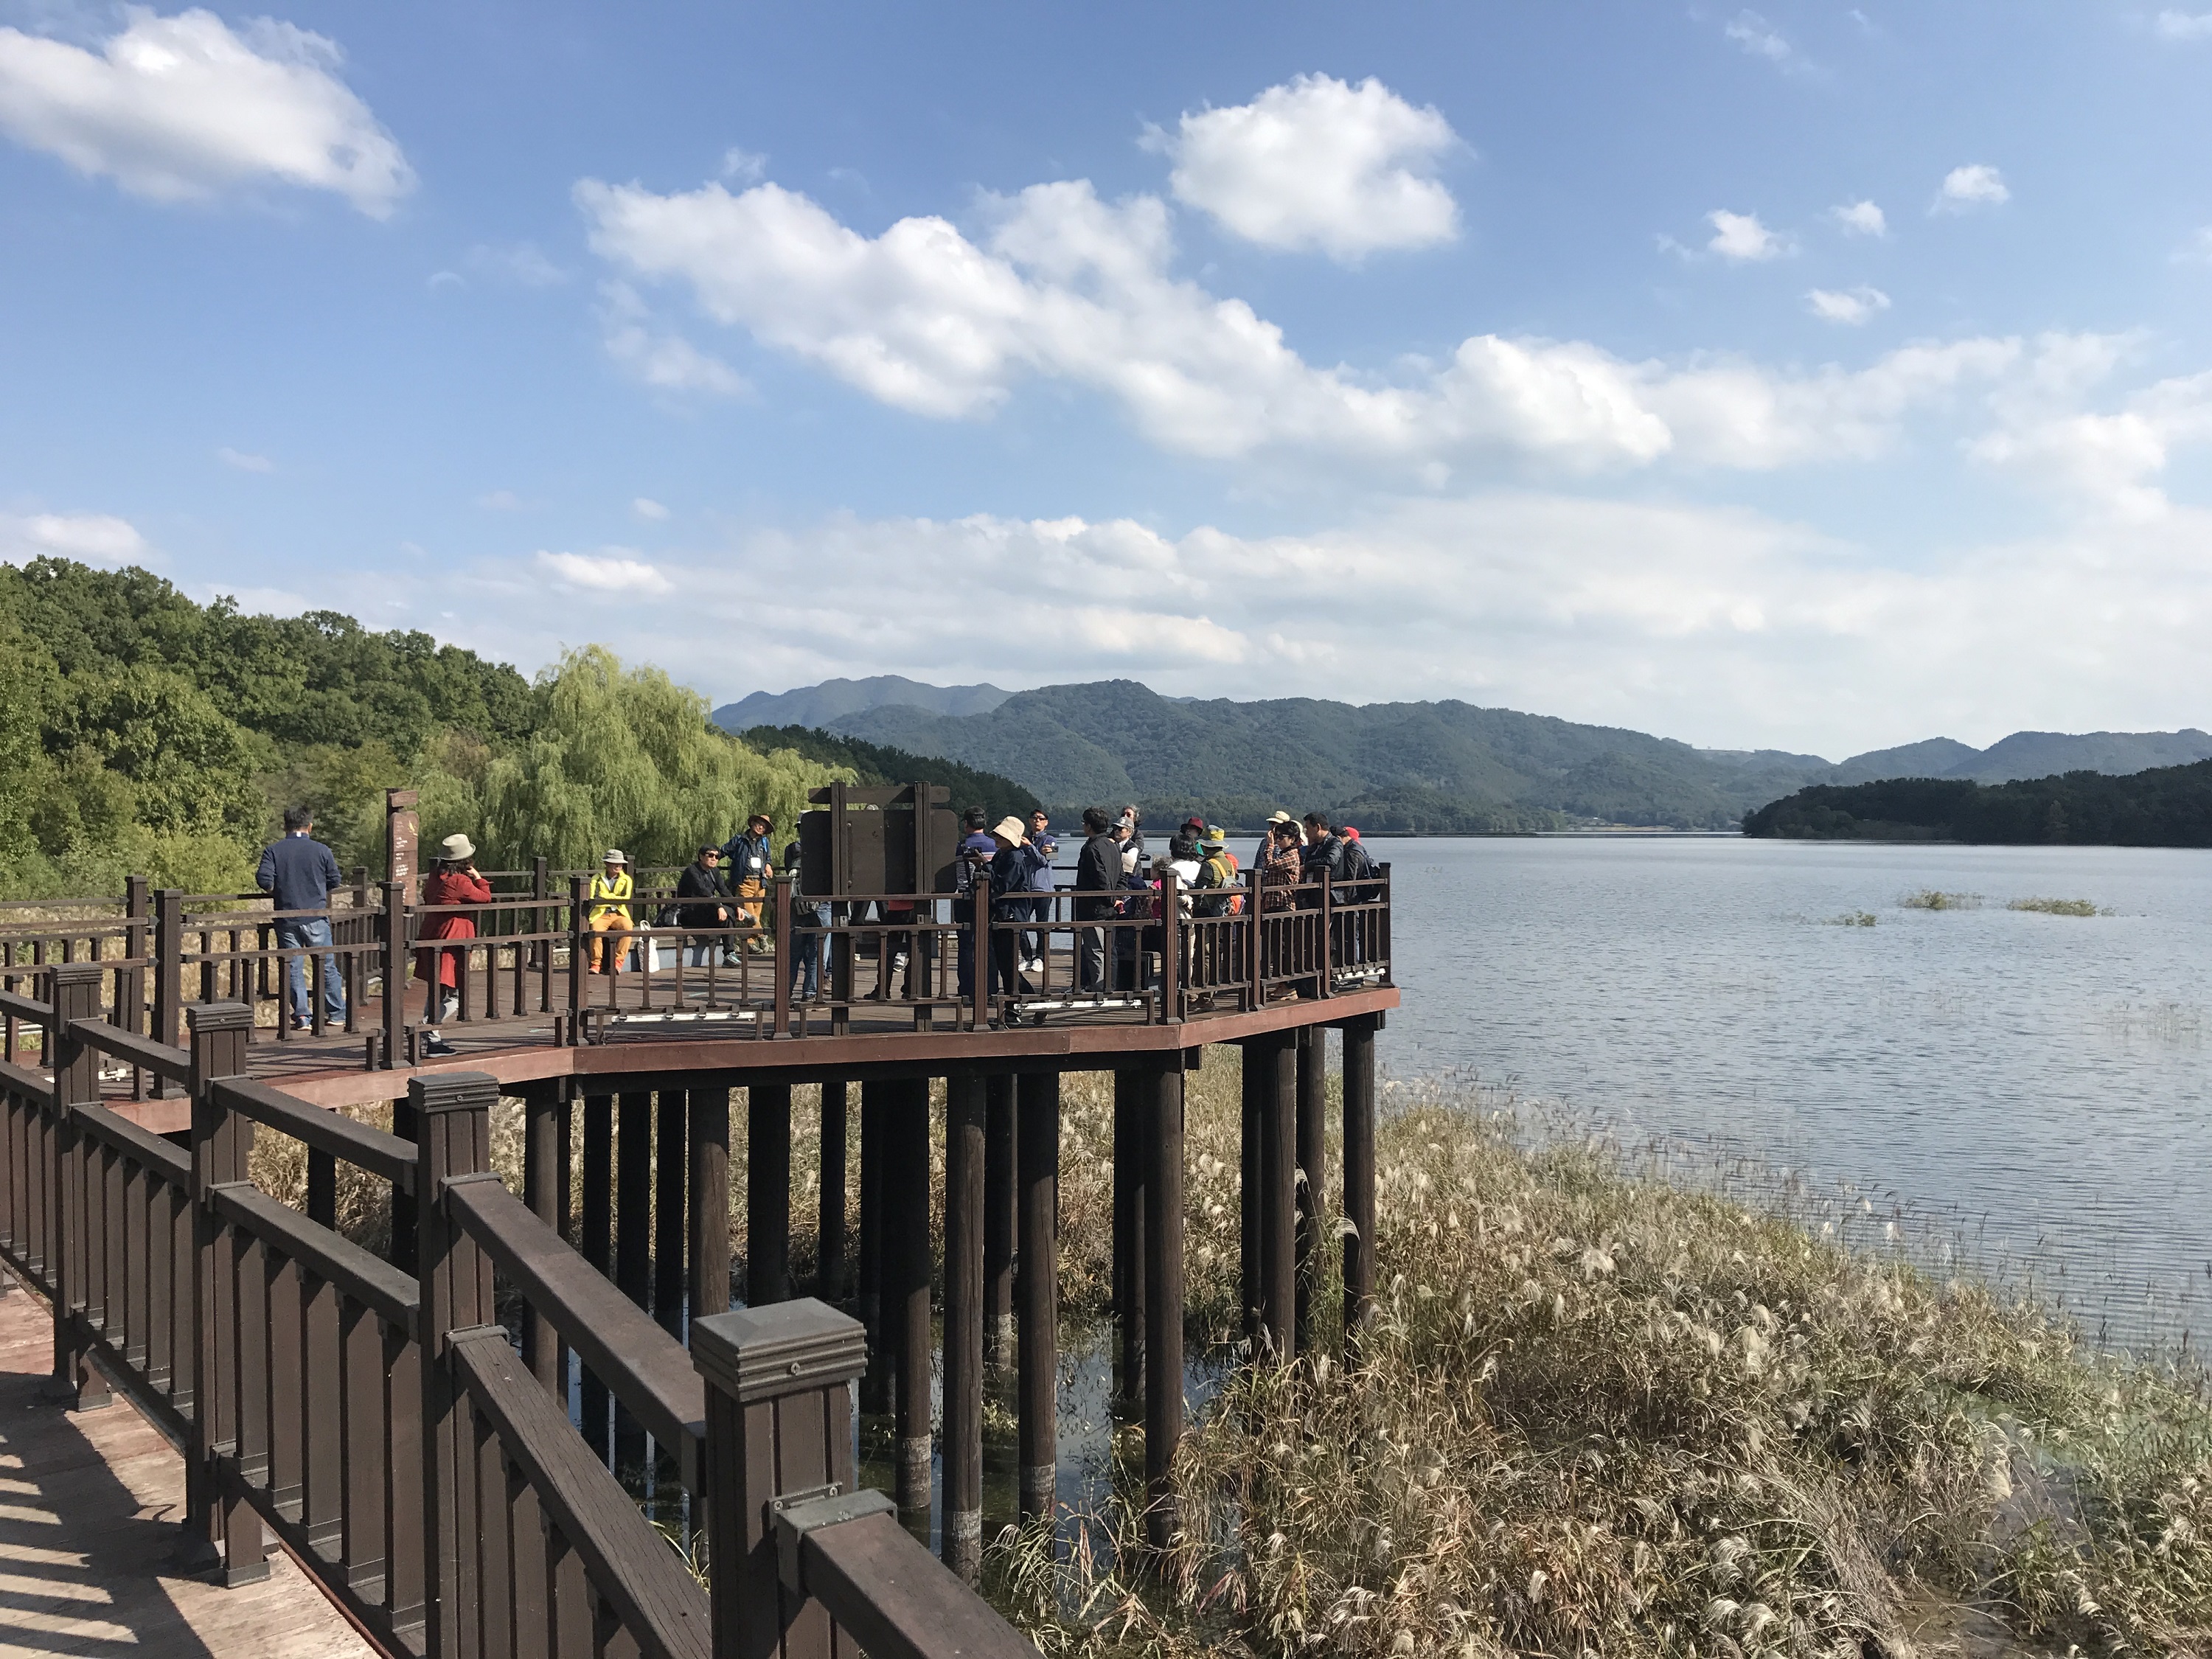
[0,8,411,215]
[1724,11,1798,65]
[478,489,523,510]
[1706,209,1790,262]
[632,497,669,521]
[1934,164,2008,212]
[217,445,273,471]
[0,509,151,566]
[417,493,2212,759]
[1805,285,1891,325]
[535,549,674,597]
[720,147,767,183]
[2154,10,2212,38]
[465,242,567,287]
[580,169,2017,476]
[598,282,748,397]
[2175,226,2212,264]
[1152,73,1459,262]
[1832,199,1886,237]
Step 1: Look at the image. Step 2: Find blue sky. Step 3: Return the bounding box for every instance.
[3,1,2210,758]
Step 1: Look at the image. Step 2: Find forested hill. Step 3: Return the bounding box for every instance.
[807,679,1834,830]
[1742,762,2212,846]
[0,557,832,897]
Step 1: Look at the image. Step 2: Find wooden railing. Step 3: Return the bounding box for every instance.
[0,973,1041,1659]
[0,858,1392,1069]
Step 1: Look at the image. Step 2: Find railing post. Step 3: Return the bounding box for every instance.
[567,875,588,1040]
[186,1000,263,1582]
[1246,870,1263,1012]
[773,873,793,1036]
[970,883,990,1032]
[123,875,149,1099]
[414,1070,499,1659]
[46,964,105,1410]
[153,888,184,1059]
[692,1299,867,1659]
[1317,870,1333,998]
[1158,869,1180,1023]
[380,880,406,1070]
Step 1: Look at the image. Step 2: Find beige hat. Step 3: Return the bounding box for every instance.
[1265,810,1295,826]
[439,833,476,861]
[602,848,629,866]
[991,815,1029,846]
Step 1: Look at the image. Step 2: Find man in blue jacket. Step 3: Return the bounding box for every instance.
[256,806,347,1029]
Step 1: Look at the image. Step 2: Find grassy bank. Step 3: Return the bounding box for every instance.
[246,1061,2212,1655]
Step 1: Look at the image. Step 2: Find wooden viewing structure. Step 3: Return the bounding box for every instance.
[0,785,1397,1659]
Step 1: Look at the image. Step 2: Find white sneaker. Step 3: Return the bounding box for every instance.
[438,995,459,1023]
[1022,958,1042,975]
[891,953,908,973]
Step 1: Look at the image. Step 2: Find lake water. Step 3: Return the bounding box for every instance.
[1366,835,2212,1352]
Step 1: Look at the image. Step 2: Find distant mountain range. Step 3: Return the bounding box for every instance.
[714,675,1011,731]
[713,678,2212,831]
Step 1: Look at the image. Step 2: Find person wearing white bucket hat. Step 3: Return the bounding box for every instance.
[586,849,634,975]
[416,832,490,1056]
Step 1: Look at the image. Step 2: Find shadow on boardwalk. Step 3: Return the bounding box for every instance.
[0,1281,372,1659]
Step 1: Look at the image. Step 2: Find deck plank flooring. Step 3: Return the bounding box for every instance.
[0,1284,375,1659]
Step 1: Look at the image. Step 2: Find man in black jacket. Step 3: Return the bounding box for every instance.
[1073,805,1119,992]
[673,845,733,967]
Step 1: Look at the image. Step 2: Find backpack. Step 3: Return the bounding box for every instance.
[1336,837,1375,897]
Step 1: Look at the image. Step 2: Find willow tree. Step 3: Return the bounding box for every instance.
[475,646,838,871]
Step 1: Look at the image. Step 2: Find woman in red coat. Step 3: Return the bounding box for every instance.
[417,833,492,1054]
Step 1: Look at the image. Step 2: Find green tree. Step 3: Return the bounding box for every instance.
[477,647,842,872]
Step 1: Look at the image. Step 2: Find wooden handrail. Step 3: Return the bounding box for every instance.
[786,1505,1040,1659]
[63,1018,189,1084]
[445,1176,706,1488]
[0,1059,49,1096]
[0,989,50,1027]
[73,1102,190,1182]
[209,1182,420,1335]
[210,1077,418,1192]
[448,1329,712,1659]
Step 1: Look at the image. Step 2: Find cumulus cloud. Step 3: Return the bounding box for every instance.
[217,445,273,471]
[1151,74,1459,261]
[1706,209,1790,262]
[632,497,670,521]
[1805,286,1891,325]
[0,509,152,566]
[416,492,2212,759]
[2154,10,2212,38]
[1934,164,2008,212]
[580,168,2018,476]
[1832,199,1886,237]
[0,7,412,215]
[1723,11,1801,66]
[598,282,748,396]
[534,549,674,597]
[478,489,523,510]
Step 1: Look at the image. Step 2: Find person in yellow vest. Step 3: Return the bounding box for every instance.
[587,849,635,973]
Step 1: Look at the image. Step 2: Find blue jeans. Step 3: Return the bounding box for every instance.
[276,917,345,1025]
[790,908,827,998]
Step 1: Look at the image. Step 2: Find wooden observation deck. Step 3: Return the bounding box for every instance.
[0,789,1397,1659]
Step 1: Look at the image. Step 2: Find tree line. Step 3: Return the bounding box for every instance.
[0,557,840,897]
[1740,761,2212,846]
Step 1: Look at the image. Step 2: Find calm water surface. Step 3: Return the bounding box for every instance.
[1370,835,2212,1349]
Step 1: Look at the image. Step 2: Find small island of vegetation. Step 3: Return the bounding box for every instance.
[1742,760,2212,846]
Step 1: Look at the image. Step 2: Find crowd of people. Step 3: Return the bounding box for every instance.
[257,800,1380,1051]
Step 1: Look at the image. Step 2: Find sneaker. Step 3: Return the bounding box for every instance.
[437,995,459,1023]
[1022,957,1043,975]
[891,953,908,973]
[420,1032,456,1057]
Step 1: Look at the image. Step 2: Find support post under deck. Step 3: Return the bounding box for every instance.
[983,1072,1015,1369]
[1295,1023,1326,1355]
[858,1081,888,1415]
[613,1090,652,1475]
[1256,1032,1296,1364]
[817,1080,848,1300]
[691,1086,731,1322]
[746,1085,791,1307]
[1144,1064,1184,1554]
[580,1092,612,1463]
[1112,1067,1145,1408]
[1341,1015,1378,1349]
[1017,1069,1060,1523]
[943,1070,985,1579]
[889,1079,933,1523]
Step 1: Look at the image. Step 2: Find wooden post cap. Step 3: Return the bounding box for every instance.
[408,1071,500,1116]
[692,1298,867,1404]
[184,1001,253,1033]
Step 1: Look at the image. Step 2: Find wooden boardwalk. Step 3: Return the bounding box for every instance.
[0,1284,372,1659]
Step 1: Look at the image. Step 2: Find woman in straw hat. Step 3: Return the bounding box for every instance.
[586,849,635,974]
[417,833,491,1055]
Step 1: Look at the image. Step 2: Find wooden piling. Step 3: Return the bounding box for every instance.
[689,1086,731,1321]
[943,1071,986,1579]
[1240,1040,1260,1353]
[521,1082,562,1393]
[580,1092,612,1462]
[1295,1023,1326,1354]
[1017,1069,1060,1522]
[614,1090,652,1473]
[890,1079,933,1522]
[858,1081,888,1415]
[1258,1034,1295,1363]
[983,1072,1015,1369]
[817,1079,848,1300]
[1111,1068,1144,1407]
[653,1089,686,1336]
[746,1084,791,1307]
[1341,1015,1378,1348]
[1144,1065,1184,1554]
